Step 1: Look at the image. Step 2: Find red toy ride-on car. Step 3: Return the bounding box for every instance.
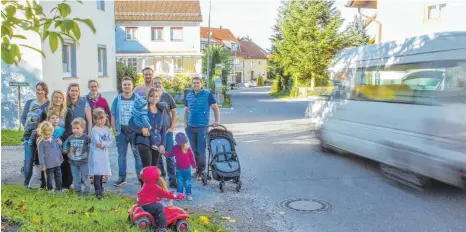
[128,204,190,231]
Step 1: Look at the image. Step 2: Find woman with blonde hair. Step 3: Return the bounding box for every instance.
[39,90,73,189]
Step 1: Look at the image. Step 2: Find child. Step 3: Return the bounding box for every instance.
[137,166,184,232]
[89,108,113,200]
[132,97,162,151]
[36,121,64,193]
[63,117,91,195]
[28,111,65,189]
[164,133,196,201]
[157,177,174,207]
[22,103,41,142]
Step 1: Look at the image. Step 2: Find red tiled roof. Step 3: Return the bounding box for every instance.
[200,27,239,44]
[115,0,202,22]
[235,40,267,59]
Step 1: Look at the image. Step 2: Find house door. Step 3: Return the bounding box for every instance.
[250,71,254,80]
[236,72,242,83]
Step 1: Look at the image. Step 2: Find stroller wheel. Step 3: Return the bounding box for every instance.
[236,181,242,192]
[219,181,225,192]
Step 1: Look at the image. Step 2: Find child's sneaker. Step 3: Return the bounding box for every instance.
[103,176,108,183]
[48,189,55,194]
[96,194,103,200]
[186,195,193,201]
[114,178,127,187]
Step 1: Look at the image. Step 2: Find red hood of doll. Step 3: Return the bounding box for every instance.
[140,166,160,183]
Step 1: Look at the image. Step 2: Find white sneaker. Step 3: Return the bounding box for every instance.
[70,184,74,189]
[186,195,193,201]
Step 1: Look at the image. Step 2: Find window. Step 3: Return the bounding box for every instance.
[234,58,240,65]
[258,61,262,65]
[127,58,137,70]
[97,0,105,11]
[171,27,183,41]
[151,27,163,41]
[427,3,446,20]
[125,27,138,40]
[250,61,254,67]
[97,45,107,76]
[62,44,76,78]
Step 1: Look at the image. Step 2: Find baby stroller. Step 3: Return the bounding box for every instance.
[202,125,242,192]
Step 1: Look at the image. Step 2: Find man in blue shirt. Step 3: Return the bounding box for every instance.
[184,76,220,179]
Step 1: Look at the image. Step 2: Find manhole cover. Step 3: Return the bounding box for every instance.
[279,198,332,212]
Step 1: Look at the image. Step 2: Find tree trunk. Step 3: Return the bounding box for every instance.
[310,75,315,90]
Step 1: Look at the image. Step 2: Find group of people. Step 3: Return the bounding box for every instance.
[22,67,221,203]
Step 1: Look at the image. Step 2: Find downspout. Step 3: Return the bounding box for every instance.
[358,8,382,43]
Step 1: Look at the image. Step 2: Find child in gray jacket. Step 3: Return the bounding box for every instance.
[37,121,64,193]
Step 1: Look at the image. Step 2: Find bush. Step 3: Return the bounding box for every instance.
[257,76,265,86]
[163,74,192,93]
[116,62,139,93]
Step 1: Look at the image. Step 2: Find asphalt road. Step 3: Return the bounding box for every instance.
[3,86,465,232]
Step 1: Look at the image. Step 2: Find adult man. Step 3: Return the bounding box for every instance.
[184,77,220,179]
[153,76,178,188]
[133,67,154,99]
[111,77,147,186]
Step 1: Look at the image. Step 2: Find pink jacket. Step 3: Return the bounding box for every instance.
[165,145,196,170]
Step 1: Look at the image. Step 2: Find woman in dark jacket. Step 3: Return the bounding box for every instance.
[21,82,50,188]
[67,83,93,134]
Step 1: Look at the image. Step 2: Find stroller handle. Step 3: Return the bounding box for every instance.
[208,124,227,130]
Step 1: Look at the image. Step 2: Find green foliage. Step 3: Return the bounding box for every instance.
[116,62,138,93]
[1,129,23,146]
[1,184,225,231]
[202,45,233,90]
[162,74,192,94]
[343,15,370,47]
[257,76,265,86]
[1,0,96,65]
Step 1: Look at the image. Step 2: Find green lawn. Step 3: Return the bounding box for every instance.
[1,185,225,231]
[1,129,23,146]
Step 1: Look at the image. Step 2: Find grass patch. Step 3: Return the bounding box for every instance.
[221,94,232,108]
[269,91,291,99]
[1,184,225,231]
[1,129,23,146]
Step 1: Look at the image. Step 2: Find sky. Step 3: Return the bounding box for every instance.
[199,0,359,50]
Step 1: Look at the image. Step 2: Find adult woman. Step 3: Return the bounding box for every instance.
[130,88,166,175]
[39,90,73,189]
[86,80,110,122]
[67,83,93,134]
[21,82,50,187]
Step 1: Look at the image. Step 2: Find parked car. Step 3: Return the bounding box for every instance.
[249,80,257,87]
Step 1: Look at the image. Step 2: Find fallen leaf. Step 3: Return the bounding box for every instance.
[279,212,286,215]
[221,216,231,220]
[32,218,40,224]
[88,206,95,213]
[194,230,199,232]
[229,219,237,223]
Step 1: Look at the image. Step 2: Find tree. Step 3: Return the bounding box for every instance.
[237,35,252,41]
[275,0,346,91]
[343,15,370,47]
[1,0,96,65]
[202,45,233,90]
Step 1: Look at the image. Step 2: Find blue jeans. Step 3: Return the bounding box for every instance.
[176,168,192,195]
[23,141,34,186]
[116,133,143,180]
[158,132,176,182]
[71,162,90,193]
[185,126,208,172]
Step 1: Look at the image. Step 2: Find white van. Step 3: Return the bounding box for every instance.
[317,31,466,189]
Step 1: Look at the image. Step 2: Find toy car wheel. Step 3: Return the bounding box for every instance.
[176,220,189,232]
[236,181,242,192]
[219,181,225,192]
[135,216,151,229]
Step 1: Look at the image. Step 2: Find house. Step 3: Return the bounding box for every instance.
[233,40,268,84]
[2,0,116,128]
[114,0,203,77]
[200,27,240,84]
[346,0,466,43]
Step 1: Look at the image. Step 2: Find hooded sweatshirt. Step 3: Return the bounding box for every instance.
[132,97,151,129]
[137,166,177,206]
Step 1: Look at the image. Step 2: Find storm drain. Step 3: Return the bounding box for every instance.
[279,198,332,213]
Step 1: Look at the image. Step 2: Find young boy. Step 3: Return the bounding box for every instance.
[37,121,64,193]
[63,117,91,195]
[22,102,41,142]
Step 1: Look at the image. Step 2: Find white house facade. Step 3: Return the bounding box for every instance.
[346,0,466,43]
[114,1,203,77]
[2,0,117,128]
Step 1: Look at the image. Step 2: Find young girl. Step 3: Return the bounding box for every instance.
[63,118,91,195]
[28,111,65,189]
[36,121,64,193]
[164,133,196,201]
[88,108,113,200]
